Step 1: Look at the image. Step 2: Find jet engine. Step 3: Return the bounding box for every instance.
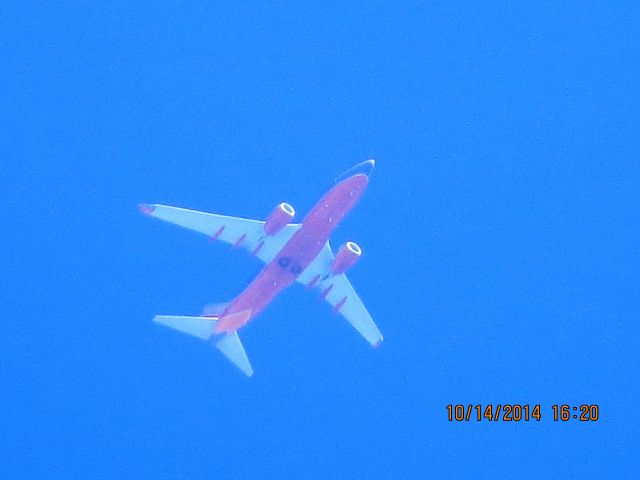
[264,202,295,235]
[331,241,362,275]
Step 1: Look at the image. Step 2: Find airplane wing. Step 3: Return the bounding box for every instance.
[140,204,300,264]
[297,242,383,347]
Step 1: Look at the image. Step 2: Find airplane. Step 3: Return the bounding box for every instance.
[139,159,383,376]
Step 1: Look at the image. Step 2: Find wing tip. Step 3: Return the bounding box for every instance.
[138,203,156,216]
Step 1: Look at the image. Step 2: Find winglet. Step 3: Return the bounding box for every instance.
[335,159,375,184]
[138,203,156,216]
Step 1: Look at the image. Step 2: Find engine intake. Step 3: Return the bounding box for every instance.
[331,241,362,275]
[264,202,295,235]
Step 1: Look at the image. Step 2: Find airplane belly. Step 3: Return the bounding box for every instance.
[219,174,369,332]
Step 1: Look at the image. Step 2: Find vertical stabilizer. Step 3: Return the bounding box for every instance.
[214,332,254,377]
[201,302,229,317]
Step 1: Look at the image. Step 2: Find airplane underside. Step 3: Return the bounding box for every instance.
[142,160,382,377]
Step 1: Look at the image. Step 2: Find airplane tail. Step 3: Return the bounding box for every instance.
[213,331,253,377]
[201,302,229,317]
[153,315,254,377]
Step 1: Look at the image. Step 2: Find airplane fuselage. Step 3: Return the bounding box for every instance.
[215,173,369,333]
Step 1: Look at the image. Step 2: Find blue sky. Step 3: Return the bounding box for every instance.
[2,2,638,478]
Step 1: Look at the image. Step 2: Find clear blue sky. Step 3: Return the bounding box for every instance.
[2,2,638,478]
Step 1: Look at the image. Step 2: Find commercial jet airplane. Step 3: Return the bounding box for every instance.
[139,159,383,376]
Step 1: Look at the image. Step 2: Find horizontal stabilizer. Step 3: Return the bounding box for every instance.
[154,315,254,376]
[215,332,254,377]
[153,315,216,340]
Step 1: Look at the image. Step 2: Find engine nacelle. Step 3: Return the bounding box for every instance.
[331,241,362,275]
[264,202,295,235]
